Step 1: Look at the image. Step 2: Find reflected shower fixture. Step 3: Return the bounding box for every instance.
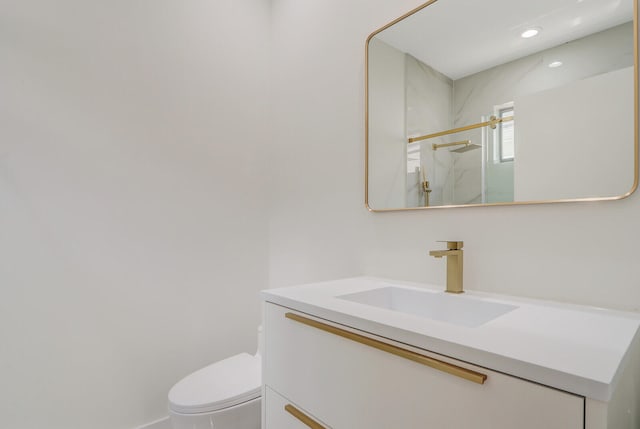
[409,115,514,144]
[451,143,481,153]
[432,140,480,152]
[420,166,431,207]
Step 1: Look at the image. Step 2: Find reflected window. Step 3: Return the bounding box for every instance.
[407,142,420,173]
[499,106,514,162]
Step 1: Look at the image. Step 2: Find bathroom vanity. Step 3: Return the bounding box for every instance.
[261,277,640,428]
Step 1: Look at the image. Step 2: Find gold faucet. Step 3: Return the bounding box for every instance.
[429,241,464,294]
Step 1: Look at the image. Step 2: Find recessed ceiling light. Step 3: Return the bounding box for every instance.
[548,61,563,68]
[521,28,541,39]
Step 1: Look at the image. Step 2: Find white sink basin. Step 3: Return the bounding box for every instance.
[337,286,517,328]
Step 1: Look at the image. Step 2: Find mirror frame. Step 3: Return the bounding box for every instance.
[365,0,639,211]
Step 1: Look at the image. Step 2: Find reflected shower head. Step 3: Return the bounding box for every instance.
[432,139,480,152]
[451,143,481,153]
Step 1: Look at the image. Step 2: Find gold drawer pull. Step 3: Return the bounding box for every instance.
[285,404,327,429]
[285,312,487,385]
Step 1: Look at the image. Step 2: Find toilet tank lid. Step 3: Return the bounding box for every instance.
[168,352,261,414]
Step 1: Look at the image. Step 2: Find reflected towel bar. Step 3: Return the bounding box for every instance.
[409,115,514,143]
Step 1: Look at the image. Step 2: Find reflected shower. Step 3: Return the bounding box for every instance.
[432,140,481,153]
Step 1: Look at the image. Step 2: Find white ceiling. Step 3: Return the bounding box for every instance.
[376,0,634,80]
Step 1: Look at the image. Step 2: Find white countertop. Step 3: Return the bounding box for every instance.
[261,276,640,402]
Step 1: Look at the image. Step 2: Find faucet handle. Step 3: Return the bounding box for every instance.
[437,241,464,250]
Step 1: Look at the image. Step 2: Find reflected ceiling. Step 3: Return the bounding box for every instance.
[376,0,633,79]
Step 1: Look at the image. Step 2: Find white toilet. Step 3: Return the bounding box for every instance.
[168,328,262,429]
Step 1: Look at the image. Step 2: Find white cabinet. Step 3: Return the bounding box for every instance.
[263,303,584,429]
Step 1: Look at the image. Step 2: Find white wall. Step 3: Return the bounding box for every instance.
[515,67,634,200]
[267,0,368,288]
[269,0,640,316]
[0,1,269,428]
[367,38,406,209]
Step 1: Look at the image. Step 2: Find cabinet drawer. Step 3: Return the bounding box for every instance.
[265,386,331,429]
[264,303,584,429]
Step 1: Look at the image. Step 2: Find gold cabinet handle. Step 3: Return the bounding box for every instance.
[285,312,487,385]
[285,404,327,429]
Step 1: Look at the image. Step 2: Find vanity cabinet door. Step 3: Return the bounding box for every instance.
[264,303,584,429]
[265,386,331,429]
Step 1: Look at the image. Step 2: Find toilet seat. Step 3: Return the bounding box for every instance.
[168,352,261,415]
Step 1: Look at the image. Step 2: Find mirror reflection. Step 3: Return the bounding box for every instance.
[367,0,637,210]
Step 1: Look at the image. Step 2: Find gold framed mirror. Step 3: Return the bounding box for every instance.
[365,0,638,211]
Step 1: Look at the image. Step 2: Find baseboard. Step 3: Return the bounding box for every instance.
[133,416,171,429]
